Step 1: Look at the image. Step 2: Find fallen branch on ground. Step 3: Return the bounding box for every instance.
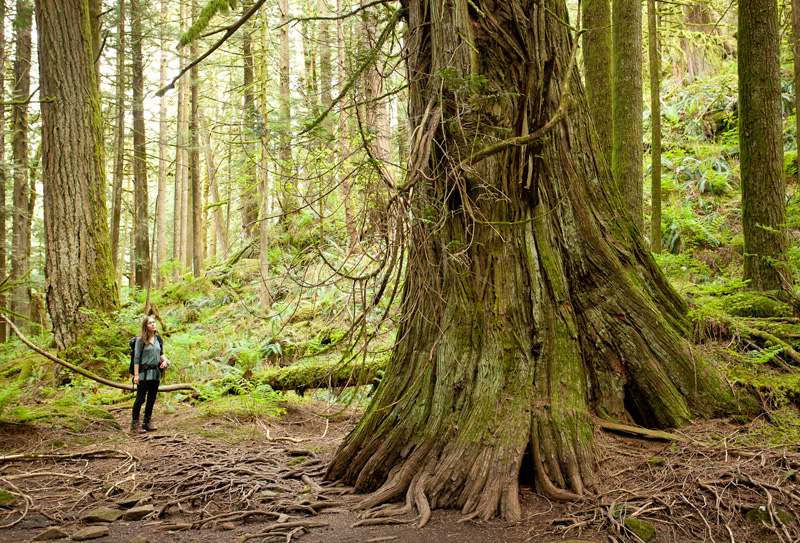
[597,420,697,443]
[2,315,195,392]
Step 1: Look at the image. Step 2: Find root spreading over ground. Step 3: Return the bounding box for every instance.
[1,416,798,543]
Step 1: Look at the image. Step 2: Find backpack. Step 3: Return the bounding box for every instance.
[129,335,164,376]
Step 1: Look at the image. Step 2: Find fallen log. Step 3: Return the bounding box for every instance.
[257,357,386,395]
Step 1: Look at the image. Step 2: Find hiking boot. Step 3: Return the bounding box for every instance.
[142,421,158,432]
[130,421,146,434]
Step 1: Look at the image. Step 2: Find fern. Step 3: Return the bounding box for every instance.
[746,345,787,367]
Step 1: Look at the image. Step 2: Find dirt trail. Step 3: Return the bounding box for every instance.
[0,402,796,543]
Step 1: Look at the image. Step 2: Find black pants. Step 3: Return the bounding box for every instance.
[132,380,159,422]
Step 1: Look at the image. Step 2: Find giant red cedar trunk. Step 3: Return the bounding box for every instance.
[37,0,119,348]
[326,0,733,521]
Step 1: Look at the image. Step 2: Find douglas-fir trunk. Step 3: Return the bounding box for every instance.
[37,0,119,348]
[326,0,733,521]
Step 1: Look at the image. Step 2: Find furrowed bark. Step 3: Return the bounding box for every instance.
[327,0,734,522]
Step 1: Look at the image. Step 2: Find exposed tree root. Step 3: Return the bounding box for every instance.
[545,428,800,543]
[1,434,343,541]
[351,517,413,527]
[531,428,582,502]
[596,419,697,443]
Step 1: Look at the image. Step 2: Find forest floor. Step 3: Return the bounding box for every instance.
[1,399,798,543]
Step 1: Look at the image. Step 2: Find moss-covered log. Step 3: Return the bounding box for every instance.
[325,0,734,523]
[256,357,385,395]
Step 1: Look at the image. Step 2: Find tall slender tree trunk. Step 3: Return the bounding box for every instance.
[179,0,191,272]
[582,0,612,166]
[359,0,393,238]
[612,0,643,230]
[648,0,662,253]
[36,0,119,348]
[190,1,203,277]
[739,0,787,291]
[258,5,270,312]
[679,2,717,83]
[173,0,186,278]
[10,0,32,327]
[318,0,332,107]
[337,0,358,251]
[794,0,800,181]
[0,0,7,343]
[131,0,150,290]
[156,0,169,288]
[203,119,226,261]
[89,0,101,75]
[327,0,733,522]
[241,1,259,239]
[119,183,129,289]
[278,0,295,220]
[110,0,126,272]
[301,19,318,113]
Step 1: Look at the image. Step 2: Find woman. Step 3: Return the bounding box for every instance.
[130,316,167,434]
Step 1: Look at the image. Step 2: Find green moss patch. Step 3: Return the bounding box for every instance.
[720,292,793,319]
[12,398,120,432]
[624,518,655,542]
[164,277,215,303]
[286,456,307,466]
[0,490,16,507]
[746,505,796,526]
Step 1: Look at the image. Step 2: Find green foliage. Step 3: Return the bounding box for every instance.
[660,204,728,255]
[196,363,286,421]
[0,378,24,419]
[163,277,215,303]
[719,292,793,319]
[0,272,29,321]
[8,394,120,431]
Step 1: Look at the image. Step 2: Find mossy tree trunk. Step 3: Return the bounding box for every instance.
[582,0,612,166]
[795,0,800,182]
[190,1,203,278]
[648,0,662,253]
[241,1,259,240]
[37,0,119,348]
[156,0,168,288]
[277,0,295,221]
[612,0,643,230]
[739,0,788,291]
[326,0,733,522]
[0,0,7,343]
[173,0,187,278]
[11,0,33,328]
[110,0,126,273]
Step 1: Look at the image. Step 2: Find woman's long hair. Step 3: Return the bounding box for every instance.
[138,316,156,346]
